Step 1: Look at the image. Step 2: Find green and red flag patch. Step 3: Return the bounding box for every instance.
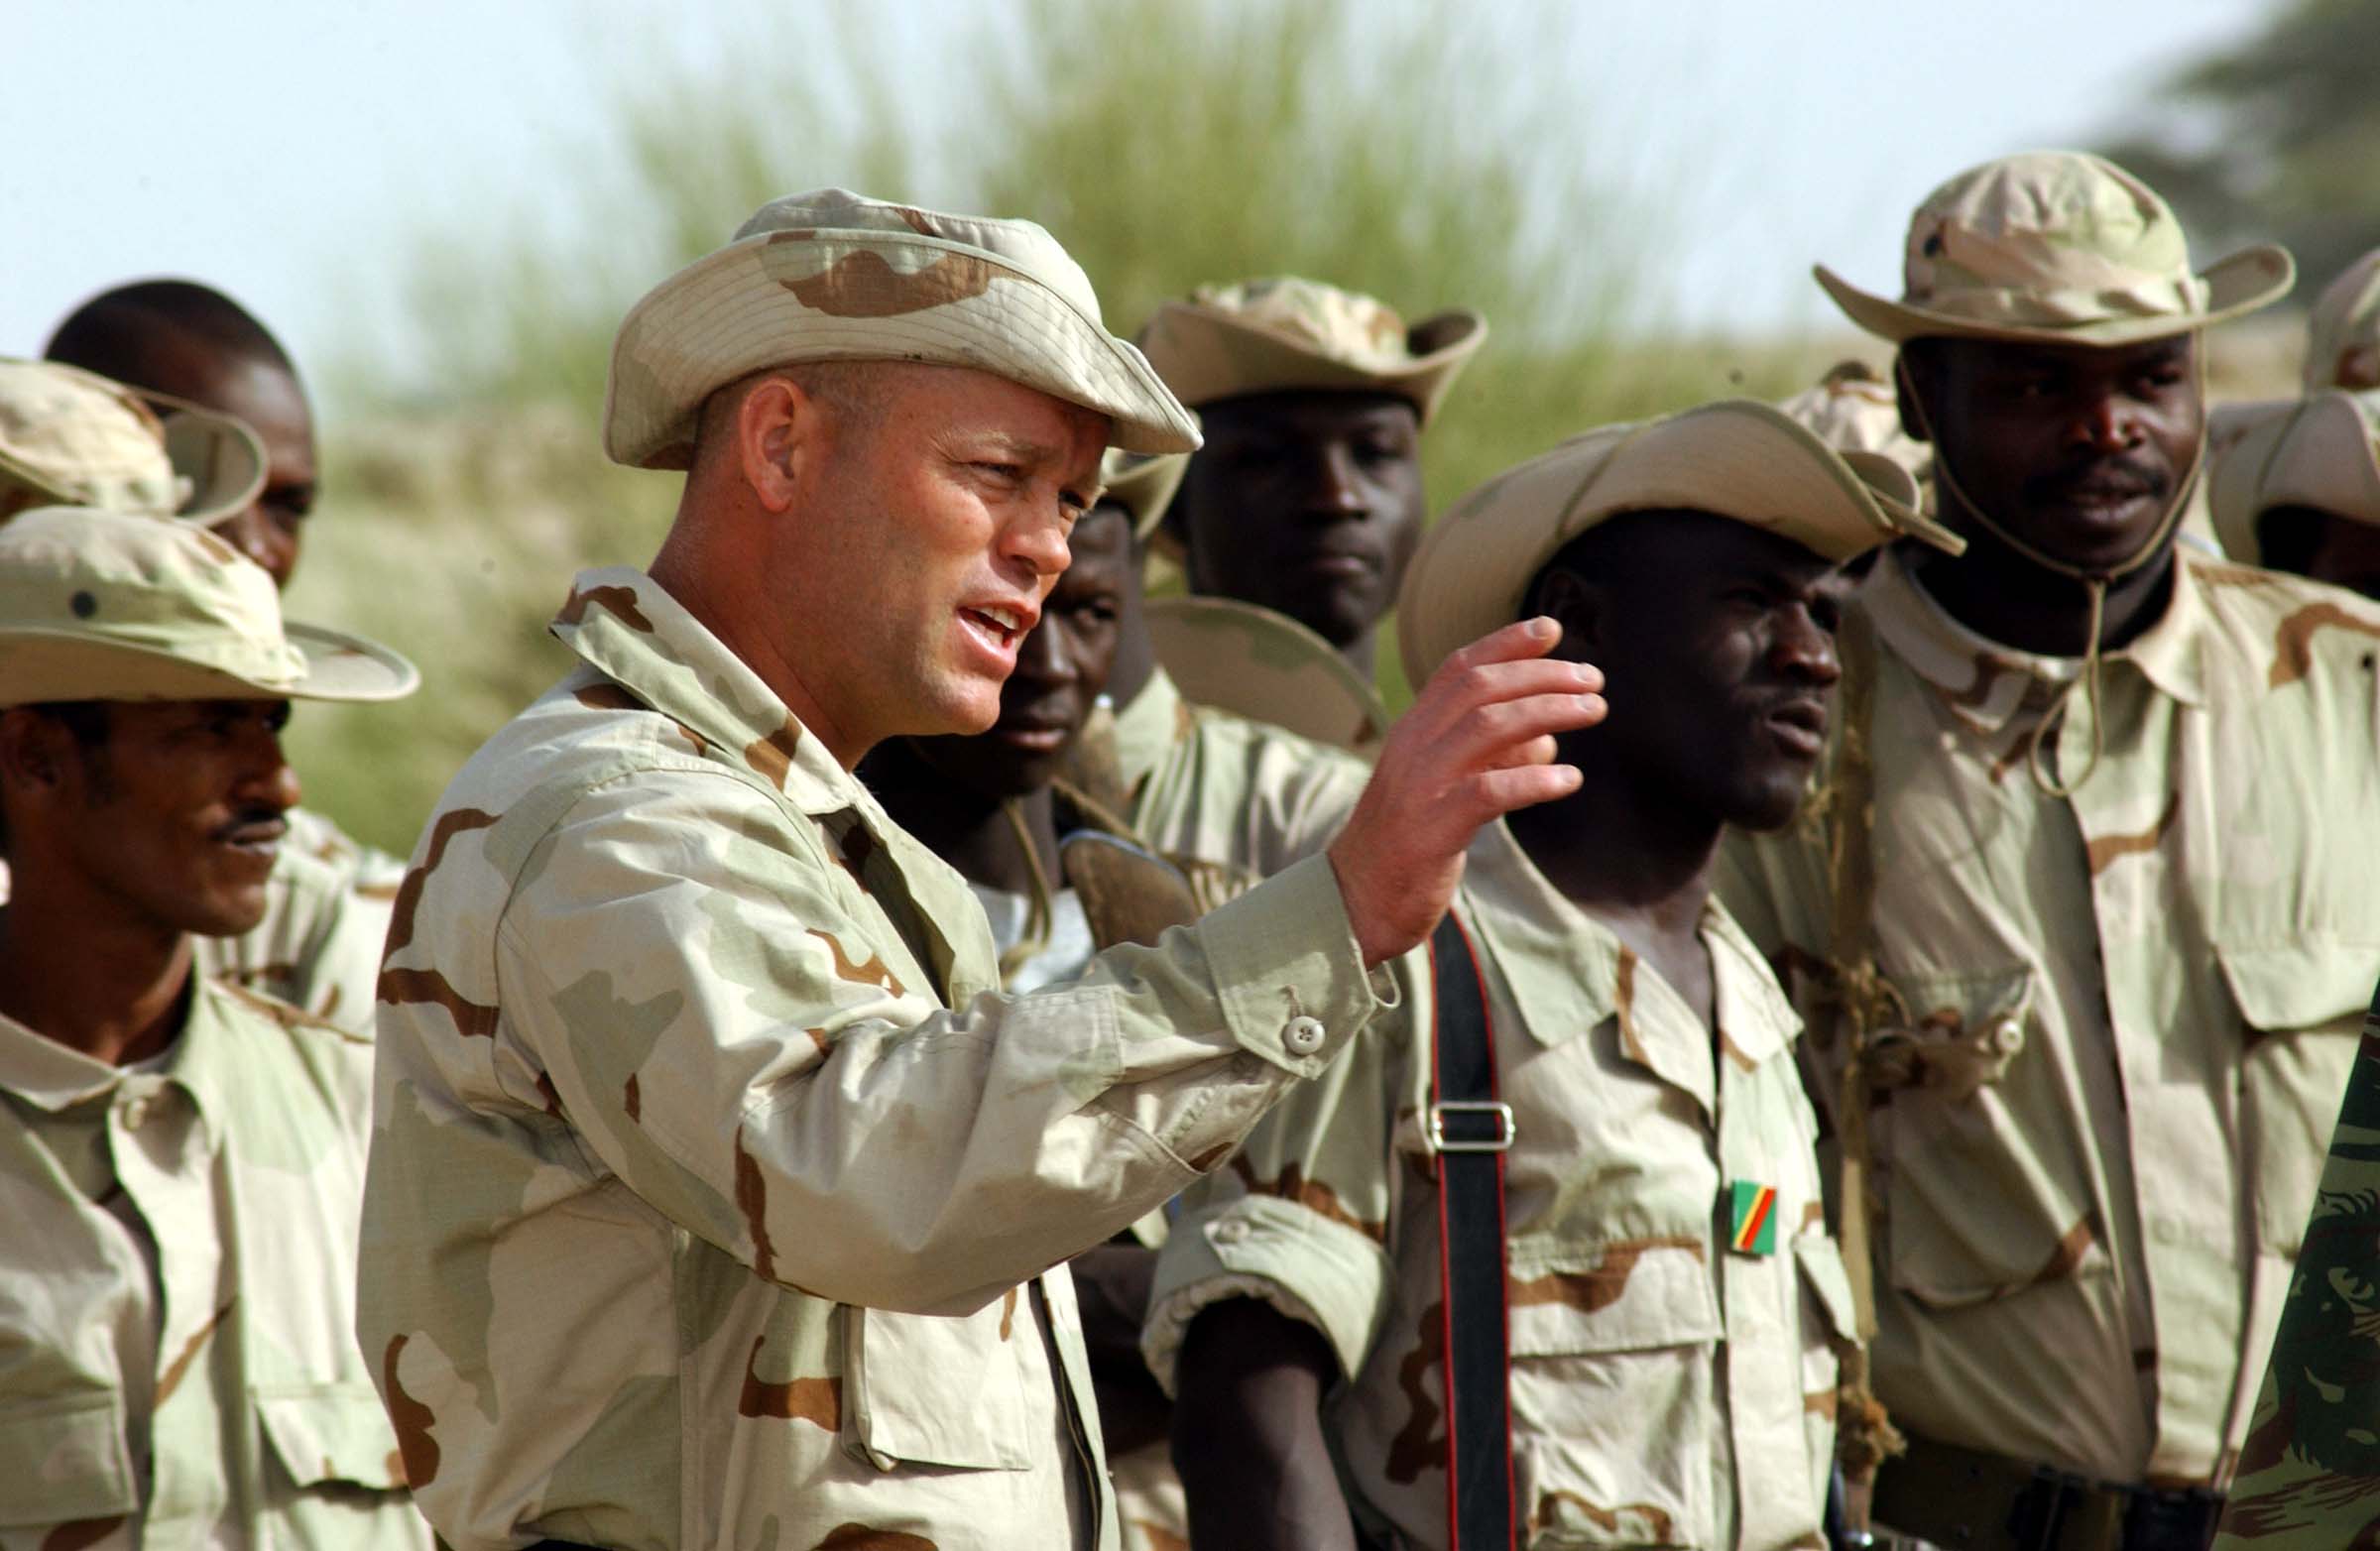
[1727,1180,1778,1256]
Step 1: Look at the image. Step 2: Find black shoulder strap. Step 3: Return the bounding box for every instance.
[1428,910,1515,1551]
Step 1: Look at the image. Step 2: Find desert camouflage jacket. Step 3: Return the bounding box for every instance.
[1147,820,1855,1550]
[0,974,425,1548]
[1109,663,1369,884]
[1719,545,2380,1490]
[360,568,1389,1551]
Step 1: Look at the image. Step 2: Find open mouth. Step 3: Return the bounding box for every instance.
[216,815,288,859]
[959,604,1028,656]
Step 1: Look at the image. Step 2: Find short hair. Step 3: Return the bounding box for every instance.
[1519,513,1649,617]
[692,361,891,466]
[45,280,298,391]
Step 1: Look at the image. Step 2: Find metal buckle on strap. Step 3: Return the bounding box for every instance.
[1427,1100,1514,1153]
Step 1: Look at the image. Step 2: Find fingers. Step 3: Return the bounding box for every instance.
[1439,688,1606,775]
[1442,615,1565,671]
[1472,760,1584,818]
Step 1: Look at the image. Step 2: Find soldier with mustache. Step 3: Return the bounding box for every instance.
[1720,151,2380,1548]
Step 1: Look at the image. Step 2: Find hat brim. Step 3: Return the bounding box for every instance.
[1397,401,1964,684]
[1814,244,2295,347]
[1150,306,1486,426]
[2209,393,2380,563]
[0,618,417,707]
[1099,446,1191,542]
[1143,595,1388,754]
[156,403,269,526]
[605,228,1201,468]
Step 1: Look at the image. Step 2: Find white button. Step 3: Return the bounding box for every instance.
[120,1096,153,1130]
[1210,1219,1250,1246]
[1988,1015,2024,1056]
[1283,1015,1327,1055]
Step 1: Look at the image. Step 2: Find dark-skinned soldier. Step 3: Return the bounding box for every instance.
[1719,150,2380,1549]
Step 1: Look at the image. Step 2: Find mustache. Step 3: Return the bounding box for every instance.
[212,804,289,842]
[2025,452,2169,504]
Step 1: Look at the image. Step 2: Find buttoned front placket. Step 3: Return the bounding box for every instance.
[106,1064,239,1541]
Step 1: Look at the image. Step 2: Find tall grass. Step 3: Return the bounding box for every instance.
[288,0,1832,855]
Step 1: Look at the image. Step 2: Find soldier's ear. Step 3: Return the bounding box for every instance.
[1528,566,1605,663]
[735,375,822,514]
[0,709,75,805]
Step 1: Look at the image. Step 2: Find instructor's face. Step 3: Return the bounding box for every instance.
[801,366,1108,747]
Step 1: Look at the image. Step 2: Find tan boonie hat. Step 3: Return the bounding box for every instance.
[2208,389,2380,563]
[1136,277,1485,425]
[1398,399,1966,682]
[2305,248,2380,391]
[0,507,417,706]
[1774,362,1933,485]
[1142,594,1390,755]
[605,187,1199,468]
[1097,444,1191,542]
[1817,151,2294,347]
[0,360,266,526]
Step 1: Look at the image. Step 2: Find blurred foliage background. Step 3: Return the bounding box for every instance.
[279,0,2338,857]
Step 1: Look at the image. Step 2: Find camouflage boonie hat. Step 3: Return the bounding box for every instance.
[0,359,265,526]
[1136,277,1485,425]
[2305,247,2380,391]
[605,187,1200,468]
[1142,594,1390,754]
[2208,389,2380,563]
[1097,443,1191,542]
[0,507,417,706]
[1774,361,1933,485]
[1817,151,2294,347]
[1398,399,1966,681]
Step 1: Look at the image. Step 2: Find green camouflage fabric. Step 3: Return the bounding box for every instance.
[1108,664,1370,894]
[606,188,1199,468]
[2212,989,2380,1546]
[1717,545,2380,1492]
[1816,151,2293,347]
[1136,276,1485,424]
[361,567,1392,1550]
[1141,595,1390,757]
[0,973,427,1547]
[2305,248,2380,393]
[1146,819,1856,1549]
[1775,366,1934,487]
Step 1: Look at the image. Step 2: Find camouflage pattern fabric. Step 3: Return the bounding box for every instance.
[1718,545,2380,1493]
[0,359,264,527]
[1135,276,1485,424]
[0,974,427,1547]
[2208,389,2380,565]
[361,567,1391,1550]
[1107,664,1370,892]
[193,832,398,1035]
[1775,366,1933,487]
[1145,819,1855,1550]
[2213,988,2380,1546]
[1140,595,1389,757]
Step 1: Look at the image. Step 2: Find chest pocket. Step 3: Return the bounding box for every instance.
[1875,965,2112,1309]
[845,1299,1033,1471]
[0,1390,135,1528]
[2219,938,2378,1256]
[1502,1237,1723,1548]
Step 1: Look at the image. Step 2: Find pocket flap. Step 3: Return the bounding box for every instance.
[1504,1235,1721,1358]
[847,1301,1030,1470]
[0,1391,136,1525]
[2217,939,2379,1035]
[254,1382,408,1490]
[1794,1235,1860,1345]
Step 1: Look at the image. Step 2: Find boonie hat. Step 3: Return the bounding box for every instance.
[1142,594,1389,755]
[0,360,265,525]
[605,187,1199,468]
[1097,443,1191,542]
[1817,151,2293,348]
[1137,277,1485,426]
[1398,399,1965,682]
[0,507,417,706]
[2305,248,2380,392]
[2208,389,2380,563]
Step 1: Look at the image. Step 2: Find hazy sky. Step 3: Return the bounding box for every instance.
[5,0,2270,403]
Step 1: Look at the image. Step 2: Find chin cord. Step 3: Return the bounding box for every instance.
[998,797,1056,982]
[1894,351,2206,797]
